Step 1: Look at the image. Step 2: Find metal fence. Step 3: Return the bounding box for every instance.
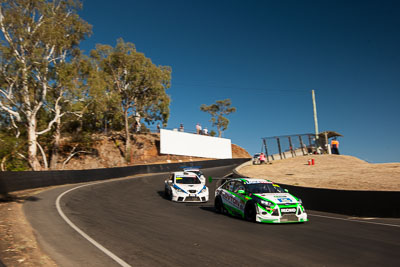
[261,133,318,162]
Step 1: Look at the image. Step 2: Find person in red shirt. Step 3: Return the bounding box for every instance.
[259,152,266,164]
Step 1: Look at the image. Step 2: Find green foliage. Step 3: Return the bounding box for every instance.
[0,0,92,170]
[0,132,29,171]
[90,38,171,126]
[90,38,171,161]
[200,99,236,137]
[0,1,172,169]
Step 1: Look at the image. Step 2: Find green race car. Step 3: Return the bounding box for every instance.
[214,178,308,223]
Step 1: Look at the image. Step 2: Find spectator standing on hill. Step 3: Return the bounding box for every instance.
[331,138,340,154]
[203,127,208,135]
[157,123,160,133]
[196,123,201,134]
[259,153,266,164]
[179,123,184,132]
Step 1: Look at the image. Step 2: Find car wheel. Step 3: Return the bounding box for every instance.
[245,202,257,222]
[165,188,172,200]
[215,196,224,214]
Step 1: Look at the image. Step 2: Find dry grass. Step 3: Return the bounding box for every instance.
[0,188,58,266]
[239,154,400,191]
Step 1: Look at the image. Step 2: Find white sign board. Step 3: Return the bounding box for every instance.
[160,129,232,159]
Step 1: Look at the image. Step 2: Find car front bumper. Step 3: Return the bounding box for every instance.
[256,205,308,223]
[172,192,209,202]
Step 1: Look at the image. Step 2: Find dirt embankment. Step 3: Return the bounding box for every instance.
[62,133,250,170]
[239,154,400,191]
[0,189,57,266]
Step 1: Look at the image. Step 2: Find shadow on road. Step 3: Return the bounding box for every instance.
[199,206,216,212]
[156,190,168,200]
[0,193,41,203]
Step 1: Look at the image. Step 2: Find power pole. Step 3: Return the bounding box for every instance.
[312,90,319,149]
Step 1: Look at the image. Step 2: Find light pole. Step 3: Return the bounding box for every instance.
[312,90,319,150]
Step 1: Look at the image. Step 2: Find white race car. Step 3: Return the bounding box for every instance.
[164,171,209,202]
[183,167,206,184]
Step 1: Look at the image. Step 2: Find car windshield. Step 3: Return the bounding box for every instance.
[245,183,285,194]
[175,176,201,184]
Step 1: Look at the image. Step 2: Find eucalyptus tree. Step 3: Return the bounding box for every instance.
[0,0,91,170]
[200,99,236,137]
[83,53,123,133]
[47,56,93,169]
[91,39,171,161]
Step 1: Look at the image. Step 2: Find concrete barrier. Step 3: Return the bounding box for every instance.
[232,162,400,218]
[0,158,250,194]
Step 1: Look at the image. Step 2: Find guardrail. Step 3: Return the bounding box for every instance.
[0,158,250,194]
[233,162,400,218]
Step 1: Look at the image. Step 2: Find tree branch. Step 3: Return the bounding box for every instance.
[36,141,48,170]
[62,146,91,170]
[9,114,20,138]
[36,95,65,135]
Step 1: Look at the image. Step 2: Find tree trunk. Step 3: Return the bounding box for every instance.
[49,120,61,170]
[27,116,41,171]
[124,107,131,162]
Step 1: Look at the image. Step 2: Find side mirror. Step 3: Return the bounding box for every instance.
[168,180,173,185]
[237,189,246,194]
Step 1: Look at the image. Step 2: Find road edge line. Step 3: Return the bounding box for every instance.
[55,182,131,267]
[309,213,400,228]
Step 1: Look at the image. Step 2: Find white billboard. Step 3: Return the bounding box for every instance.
[160,129,232,159]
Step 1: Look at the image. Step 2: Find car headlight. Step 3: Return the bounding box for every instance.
[174,187,184,193]
[199,186,207,193]
[260,200,274,207]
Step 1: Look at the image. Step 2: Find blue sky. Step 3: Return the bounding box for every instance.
[78,0,400,163]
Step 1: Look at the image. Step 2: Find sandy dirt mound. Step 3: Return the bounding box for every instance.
[239,154,400,191]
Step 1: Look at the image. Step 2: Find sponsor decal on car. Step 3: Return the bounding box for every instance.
[221,191,244,210]
[280,208,297,213]
[277,197,293,203]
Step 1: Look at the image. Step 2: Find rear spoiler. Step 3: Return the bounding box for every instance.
[207,174,236,184]
[180,166,202,170]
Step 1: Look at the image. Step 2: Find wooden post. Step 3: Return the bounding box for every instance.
[308,134,314,153]
[277,138,283,160]
[288,136,295,157]
[299,135,306,155]
[325,132,331,154]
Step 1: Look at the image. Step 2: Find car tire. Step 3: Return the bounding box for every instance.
[215,196,224,214]
[165,188,172,200]
[245,202,257,222]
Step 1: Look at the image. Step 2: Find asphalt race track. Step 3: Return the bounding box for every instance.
[24,165,400,266]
